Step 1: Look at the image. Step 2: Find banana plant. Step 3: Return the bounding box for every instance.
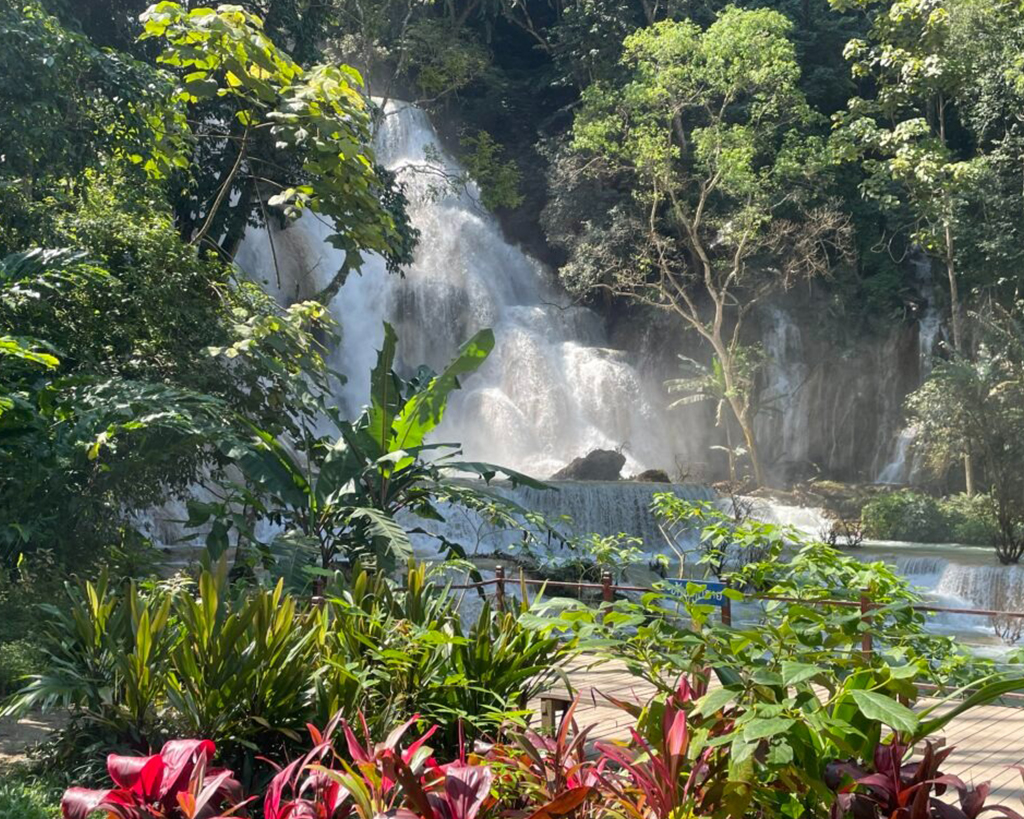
[193,322,549,583]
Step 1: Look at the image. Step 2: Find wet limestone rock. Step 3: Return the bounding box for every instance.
[551,449,626,481]
[634,469,671,483]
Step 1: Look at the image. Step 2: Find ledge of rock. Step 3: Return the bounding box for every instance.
[550,449,626,481]
[634,468,671,483]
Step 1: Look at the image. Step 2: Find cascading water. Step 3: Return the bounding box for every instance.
[755,307,812,473]
[874,253,943,484]
[236,101,687,478]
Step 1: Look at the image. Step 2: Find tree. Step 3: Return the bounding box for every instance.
[562,7,851,486]
[907,306,1024,564]
[139,2,417,295]
[831,0,1024,494]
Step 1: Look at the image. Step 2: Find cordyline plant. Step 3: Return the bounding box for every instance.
[595,673,739,819]
[476,697,602,816]
[827,740,1024,819]
[61,739,246,819]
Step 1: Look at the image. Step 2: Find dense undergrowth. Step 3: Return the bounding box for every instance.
[861,491,999,545]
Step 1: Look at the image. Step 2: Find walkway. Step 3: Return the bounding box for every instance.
[530,658,1024,813]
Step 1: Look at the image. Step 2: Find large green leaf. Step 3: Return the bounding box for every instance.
[850,689,919,734]
[913,675,1024,742]
[364,323,401,460]
[349,507,413,562]
[391,329,494,458]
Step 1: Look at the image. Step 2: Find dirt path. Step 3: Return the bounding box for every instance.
[0,713,65,771]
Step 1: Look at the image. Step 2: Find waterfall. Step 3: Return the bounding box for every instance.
[755,307,812,475]
[408,480,717,559]
[235,101,687,478]
[875,253,943,484]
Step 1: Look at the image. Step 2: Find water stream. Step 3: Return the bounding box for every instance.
[235,101,688,478]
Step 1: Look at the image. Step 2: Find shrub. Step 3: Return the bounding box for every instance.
[0,775,60,819]
[940,493,999,546]
[4,562,570,774]
[860,491,949,542]
[0,640,41,698]
[861,491,1000,545]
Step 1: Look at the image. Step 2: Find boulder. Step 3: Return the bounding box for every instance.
[550,449,626,481]
[634,469,671,483]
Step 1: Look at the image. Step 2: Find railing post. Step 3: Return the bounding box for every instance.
[495,565,506,612]
[601,571,614,603]
[721,593,732,627]
[860,590,873,663]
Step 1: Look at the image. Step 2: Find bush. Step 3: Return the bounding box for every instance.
[0,775,60,819]
[861,491,950,542]
[0,641,41,699]
[940,493,999,546]
[3,562,570,776]
[860,491,1000,545]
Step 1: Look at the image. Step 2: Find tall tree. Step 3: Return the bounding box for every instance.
[831,0,1024,493]
[908,305,1024,564]
[559,7,850,486]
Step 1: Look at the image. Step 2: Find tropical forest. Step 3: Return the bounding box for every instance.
[3,0,1024,816]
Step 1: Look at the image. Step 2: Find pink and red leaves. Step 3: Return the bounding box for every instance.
[61,738,242,819]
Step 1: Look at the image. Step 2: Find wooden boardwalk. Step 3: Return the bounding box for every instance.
[529,658,1024,813]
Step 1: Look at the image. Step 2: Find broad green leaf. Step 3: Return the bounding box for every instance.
[365,323,400,460]
[349,508,412,561]
[781,661,824,686]
[695,686,738,717]
[391,329,494,461]
[743,716,795,741]
[850,689,919,734]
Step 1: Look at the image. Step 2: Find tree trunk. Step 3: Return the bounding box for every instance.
[733,400,766,488]
[714,336,765,487]
[944,222,975,496]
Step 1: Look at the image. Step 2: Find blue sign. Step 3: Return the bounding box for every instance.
[666,578,728,608]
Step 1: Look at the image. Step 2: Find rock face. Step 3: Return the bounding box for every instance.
[551,449,626,481]
[634,469,671,483]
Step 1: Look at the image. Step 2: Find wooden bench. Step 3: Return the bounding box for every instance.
[539,691,573,731]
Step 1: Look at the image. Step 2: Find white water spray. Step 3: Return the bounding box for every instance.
[236,102,686,477]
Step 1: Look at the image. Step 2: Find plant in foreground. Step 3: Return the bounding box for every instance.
[61,739,245,819]
[827,739,1023,819]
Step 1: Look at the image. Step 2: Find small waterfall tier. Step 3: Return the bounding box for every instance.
[235,101,688,477]
[895,555,1024,614]
[409,480,718,559]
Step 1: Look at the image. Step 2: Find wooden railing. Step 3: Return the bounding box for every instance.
[448,565,1024,660]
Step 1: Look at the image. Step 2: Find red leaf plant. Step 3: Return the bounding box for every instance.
[61,739,246,819]
[477,696,601,819]
[264,712,495,819]
[594,673,733,819]
[826,740,1024,819]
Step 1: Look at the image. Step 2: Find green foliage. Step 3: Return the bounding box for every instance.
[459,131,523,211]
[3,562,569,775]
[0,210,325,563]
[534,532,653,585]
[860,491,998,545]
[527,583,1022,818]
[139,1,415,279]
[860,491,949,543]
[908,304,1024,561]
[318,563,570,750]
[197,320,549,581]
[0,774,61,819]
